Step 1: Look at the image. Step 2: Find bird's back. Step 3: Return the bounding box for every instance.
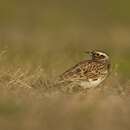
[58,59,109,83]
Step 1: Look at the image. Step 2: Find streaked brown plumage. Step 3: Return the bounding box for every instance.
[56,50,111,92]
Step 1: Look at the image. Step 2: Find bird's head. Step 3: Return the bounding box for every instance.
[85,50,110,61]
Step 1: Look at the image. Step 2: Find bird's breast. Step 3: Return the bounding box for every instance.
[79,76,106,89]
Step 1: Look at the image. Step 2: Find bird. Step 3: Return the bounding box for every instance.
[55,50,111,93]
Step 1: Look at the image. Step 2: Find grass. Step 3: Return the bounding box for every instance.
[0,26,129,130]
[0,50,129,130]
[0,0,130,129]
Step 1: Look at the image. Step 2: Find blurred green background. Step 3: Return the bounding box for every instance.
[0,0,130,77]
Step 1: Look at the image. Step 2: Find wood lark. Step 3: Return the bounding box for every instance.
[56,50,111,92]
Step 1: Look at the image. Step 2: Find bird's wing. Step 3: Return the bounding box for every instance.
[82,61,106,79]
[57,62,83,82]
[57,60,106,82]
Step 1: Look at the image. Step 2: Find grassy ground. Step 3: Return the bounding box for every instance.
[0,46,129,130]
[0,0,130,130]
[0,67,129,130]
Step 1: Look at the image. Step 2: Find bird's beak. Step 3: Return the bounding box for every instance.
[85,51,92,55]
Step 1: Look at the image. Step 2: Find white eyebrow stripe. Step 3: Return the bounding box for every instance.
[96,52,109,59]
[98,52,107,56]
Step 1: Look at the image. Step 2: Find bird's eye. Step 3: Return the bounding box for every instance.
[100,55,104,58]
[96,53,100,56]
